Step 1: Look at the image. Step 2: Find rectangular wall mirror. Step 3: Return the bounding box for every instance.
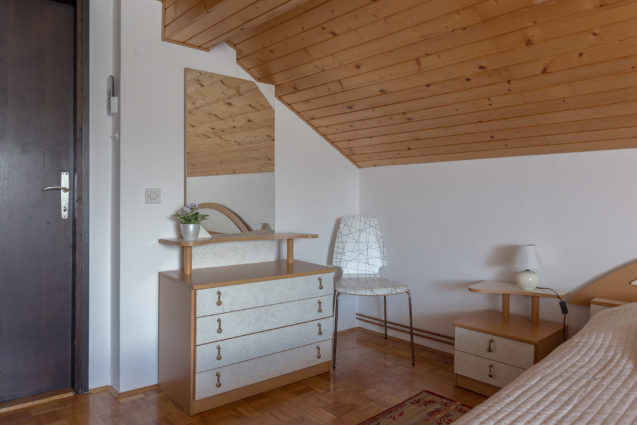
[184,68,275,234]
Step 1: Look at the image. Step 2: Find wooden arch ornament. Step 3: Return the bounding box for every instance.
[197,202,252,233]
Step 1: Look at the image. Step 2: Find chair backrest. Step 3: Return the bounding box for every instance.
[332,216,388,278]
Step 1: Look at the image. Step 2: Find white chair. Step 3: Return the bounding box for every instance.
[331,216,414,368]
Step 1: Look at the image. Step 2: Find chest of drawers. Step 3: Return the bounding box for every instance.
[159,260,335,415]
[453,310,563,396]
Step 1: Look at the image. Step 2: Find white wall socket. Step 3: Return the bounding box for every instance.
[145,188,161,204]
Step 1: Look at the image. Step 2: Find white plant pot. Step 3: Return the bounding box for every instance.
[180,223,200,241]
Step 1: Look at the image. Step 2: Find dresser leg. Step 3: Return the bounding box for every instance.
[384,296,387,340]
[332,292,340,369]
[407,290,415,366]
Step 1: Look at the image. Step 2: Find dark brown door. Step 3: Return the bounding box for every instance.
[0,0,75,402]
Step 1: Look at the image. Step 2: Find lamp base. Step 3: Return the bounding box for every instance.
[516,270,539,291]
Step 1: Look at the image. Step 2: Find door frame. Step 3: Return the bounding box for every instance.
[73,0,90,394]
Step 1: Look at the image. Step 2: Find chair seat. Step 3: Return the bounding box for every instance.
[335,277,410,296]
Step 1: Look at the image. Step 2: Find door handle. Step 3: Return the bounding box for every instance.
[42,186,69,193]
[42,172,69,219]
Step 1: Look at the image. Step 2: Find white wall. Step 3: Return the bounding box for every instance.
[275,104,360,329]
[118,0,243,392]
[187,173,275,230]
[110,0,359,392]
[359,150,637,352]
[88,0,115,389]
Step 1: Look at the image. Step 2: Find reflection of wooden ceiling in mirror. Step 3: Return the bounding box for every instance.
[166,0,637,168]
[185,69,274,176]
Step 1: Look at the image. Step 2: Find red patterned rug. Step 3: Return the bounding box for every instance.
[358,390,471,425]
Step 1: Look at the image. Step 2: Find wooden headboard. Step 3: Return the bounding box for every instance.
[569,259,637,306]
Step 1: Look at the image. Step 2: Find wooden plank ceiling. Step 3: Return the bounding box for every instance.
[185,68,274,176]
[164,0,637,168]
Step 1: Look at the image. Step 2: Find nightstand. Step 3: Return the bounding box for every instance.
[453,281,568,396]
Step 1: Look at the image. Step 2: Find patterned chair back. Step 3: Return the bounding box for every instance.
[333,216,388,278]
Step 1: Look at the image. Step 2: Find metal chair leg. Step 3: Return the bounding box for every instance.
[332,292,340,369]
[407,290,415,366]
[383,295,387,339]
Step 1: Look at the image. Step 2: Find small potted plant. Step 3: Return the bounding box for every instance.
[174,203,208,241]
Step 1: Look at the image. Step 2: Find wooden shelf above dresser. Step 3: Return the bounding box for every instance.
[158,232,318,274]
[158,232,317,246]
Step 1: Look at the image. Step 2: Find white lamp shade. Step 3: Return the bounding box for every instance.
[513,244,542,271]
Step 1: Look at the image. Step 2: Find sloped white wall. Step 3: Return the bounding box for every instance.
[275,104,360,330]
[358,150,637,352]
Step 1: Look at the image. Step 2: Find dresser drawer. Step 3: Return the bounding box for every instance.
[197,272,334,317]
[196,318,333,372]
[455,327,534,369]
[196,295,333,345]
[454,351,525,389]
[196,339,331,400]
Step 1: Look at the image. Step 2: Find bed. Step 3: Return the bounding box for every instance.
[455,261,637,425]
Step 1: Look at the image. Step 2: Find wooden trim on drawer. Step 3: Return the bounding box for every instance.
[453,310,563,345]
[161,260,335,290]
[455,374,500,397]
[190,361,330,415]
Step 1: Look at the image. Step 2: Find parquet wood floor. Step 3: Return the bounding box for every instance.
[0,329,486,425]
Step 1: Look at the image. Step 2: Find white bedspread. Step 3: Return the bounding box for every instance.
[455,303,637,425]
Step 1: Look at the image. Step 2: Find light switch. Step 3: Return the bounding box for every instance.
[145,188,161,204]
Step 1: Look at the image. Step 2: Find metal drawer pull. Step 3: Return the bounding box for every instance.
[316,346,321,359]
[216,291,222,306]
[217,318,222,334]
[317,300,322,313]
[318,277,324,290]
[317,323,323,335]
[488,365,494,378]
[216,345,222,360]
[487,339,495,352]
[216,372,221,388]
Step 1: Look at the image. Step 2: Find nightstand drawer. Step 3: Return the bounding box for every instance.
[455,327,534,369]
[454,351,526,389]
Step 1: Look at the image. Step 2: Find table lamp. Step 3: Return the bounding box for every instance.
[514,244,542,290]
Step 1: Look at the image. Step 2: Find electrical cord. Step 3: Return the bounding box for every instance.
[537,286,568,341]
